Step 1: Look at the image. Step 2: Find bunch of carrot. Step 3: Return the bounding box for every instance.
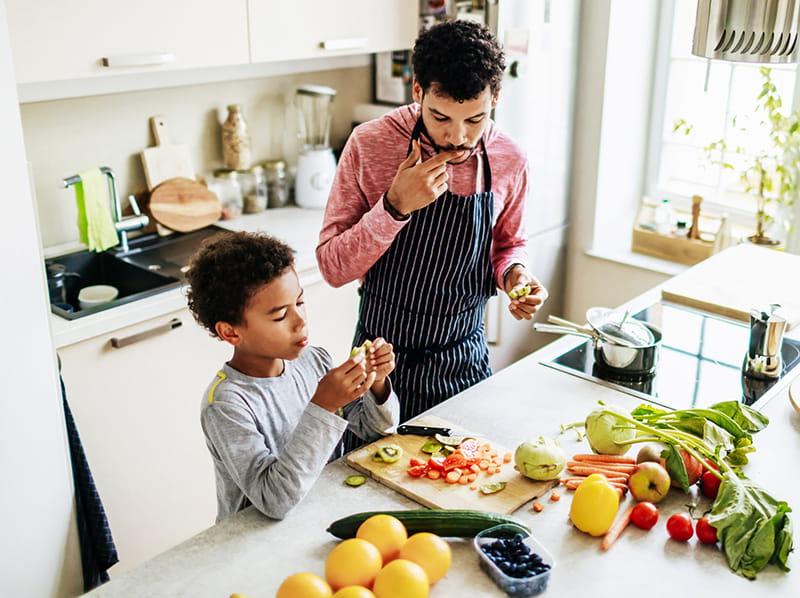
[559,453,636,498]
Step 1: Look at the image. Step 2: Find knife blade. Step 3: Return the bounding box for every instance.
[396,424,453,436]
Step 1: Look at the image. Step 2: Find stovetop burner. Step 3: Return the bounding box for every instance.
[545,302,800,411]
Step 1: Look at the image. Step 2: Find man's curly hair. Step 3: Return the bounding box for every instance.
[412,20,506,101]
[186,231,294,337]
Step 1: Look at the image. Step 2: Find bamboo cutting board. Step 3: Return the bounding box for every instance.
[141,115,195,190]
[661,244,800,329]
[149,178,222,232]
[346,416,556,514]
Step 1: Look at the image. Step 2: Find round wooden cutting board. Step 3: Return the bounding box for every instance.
[790,377,800,415]
[149,177,222,233]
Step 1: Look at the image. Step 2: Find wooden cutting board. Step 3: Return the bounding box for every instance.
[149,178,222,232]
[141,116,195,190]
[790,377,800,415]
[346,416,556,514]
[661,243,800,329]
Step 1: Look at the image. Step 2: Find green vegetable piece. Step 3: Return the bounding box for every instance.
[661,445,690,492]
[479,482,507,495]
[710,401,770,434]
[344,475,367,487]
[349,339,374,359]
[434,434,471,446]
[373,444,403,463]
[421,440,444,454]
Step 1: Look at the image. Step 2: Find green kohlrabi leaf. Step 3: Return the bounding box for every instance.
[710,401,770,434]
[661,444,689,492]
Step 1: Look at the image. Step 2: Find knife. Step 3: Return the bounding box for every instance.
[396,424,453,436]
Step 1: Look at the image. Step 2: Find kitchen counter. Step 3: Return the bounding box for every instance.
[49,208,326,348]
[85,248,800,597]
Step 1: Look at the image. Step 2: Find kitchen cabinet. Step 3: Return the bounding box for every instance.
[248,0,417,63]
[7,0,249,84]
[57,276,358,572]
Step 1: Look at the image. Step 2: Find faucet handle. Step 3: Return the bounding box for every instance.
[128,194,143,216]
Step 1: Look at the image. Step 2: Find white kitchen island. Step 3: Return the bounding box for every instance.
[85,248,800,597]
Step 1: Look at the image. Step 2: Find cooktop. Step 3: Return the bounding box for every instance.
[544,302,800,411]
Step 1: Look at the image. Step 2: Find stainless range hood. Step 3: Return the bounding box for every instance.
[692,0,800,63]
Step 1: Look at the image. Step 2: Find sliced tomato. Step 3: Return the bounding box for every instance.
[407,465,428,478]
[427,457,446,471]
[409,458,425,467]
[442,452,468,472]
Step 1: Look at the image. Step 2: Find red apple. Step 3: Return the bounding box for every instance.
[628,462,671,503]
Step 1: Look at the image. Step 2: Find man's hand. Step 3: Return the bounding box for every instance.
[311,354,376,413]
[365,337,395,402]
[385,141,465,216]
[504,265,548,321]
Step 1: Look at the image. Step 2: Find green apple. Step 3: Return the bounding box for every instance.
[628,462,671,503]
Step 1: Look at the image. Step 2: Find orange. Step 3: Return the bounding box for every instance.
[332,587,376,598]
[398,532,452,584]
[276,572,332,598]
[372,559,429,598]
[356,515,408,562]
[325,538,383,591]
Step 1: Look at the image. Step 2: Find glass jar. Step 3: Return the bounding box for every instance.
[221,104,252,170]
[209,169,243,219]
[242,165,268,214]
[262,159,289,208]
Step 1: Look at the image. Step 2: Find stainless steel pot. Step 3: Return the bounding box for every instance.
[534,315,662,375]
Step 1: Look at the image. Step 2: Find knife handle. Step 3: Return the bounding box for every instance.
[396,425,451,436]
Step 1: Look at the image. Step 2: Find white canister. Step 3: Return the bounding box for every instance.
[295,148,337,209]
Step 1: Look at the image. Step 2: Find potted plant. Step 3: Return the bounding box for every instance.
[674,67,800,247]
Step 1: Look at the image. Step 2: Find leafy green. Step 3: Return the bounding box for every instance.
[661,445,689,492]
[708,472,793,579]
[711,401,770,434]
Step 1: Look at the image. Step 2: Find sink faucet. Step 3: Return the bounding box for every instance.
[63,166,149,253]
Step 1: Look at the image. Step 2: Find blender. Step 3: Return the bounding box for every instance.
[294,84,337,209]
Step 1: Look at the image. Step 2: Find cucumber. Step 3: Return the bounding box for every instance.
[327,509,529,539]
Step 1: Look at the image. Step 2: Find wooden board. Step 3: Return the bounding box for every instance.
[661,243,800,329]
[346,416,556,514]
[790,378,800,415]
[149,178,222,232]
[141,116,195,191]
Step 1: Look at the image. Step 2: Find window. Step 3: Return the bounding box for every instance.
[647,0,799,220]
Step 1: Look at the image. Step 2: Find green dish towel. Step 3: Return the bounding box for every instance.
[74,169,118,252]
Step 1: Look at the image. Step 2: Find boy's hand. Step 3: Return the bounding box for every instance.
[366,338,395,401]
[311,354,376,413]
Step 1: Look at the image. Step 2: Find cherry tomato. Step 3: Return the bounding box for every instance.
[696,517,718,545]
[630,502,659,530]
[407,465,427,478]
[408,458,425,467]
[442,452,468,472]
[666,513,694,542]
[701,471,722,500]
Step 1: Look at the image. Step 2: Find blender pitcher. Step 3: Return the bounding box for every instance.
[294,84,337,209]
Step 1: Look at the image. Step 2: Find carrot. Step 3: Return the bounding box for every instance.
[445,471,461,484]
[458,475,470,485]
[566,466,632,478]
[478,460,490,470]
[503,452,512,463]
[532,502,544,512]
[469,464,481,474]
[560,476,628,484]
[550,491,561,502]
[427,469,441,480]
[568,461,635,473]
[470,485,478,491]
[601,506,634,551]
[572,455,636,465]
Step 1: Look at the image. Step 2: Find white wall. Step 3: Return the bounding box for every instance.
[564,0,671,320]
[20,66,371,248]
[0,2,82,596]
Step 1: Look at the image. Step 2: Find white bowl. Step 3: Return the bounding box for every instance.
[78,284,119,309]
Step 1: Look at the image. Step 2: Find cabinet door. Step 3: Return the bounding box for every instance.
[303,277,360,362]
[248,0,417,63]
[8,0,249,84]
[58,308,230,573]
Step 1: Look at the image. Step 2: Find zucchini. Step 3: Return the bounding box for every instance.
[327,509,529,539]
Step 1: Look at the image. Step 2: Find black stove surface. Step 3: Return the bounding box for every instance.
[548,302,800,410]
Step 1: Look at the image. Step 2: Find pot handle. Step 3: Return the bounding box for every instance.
[533,323,594,340]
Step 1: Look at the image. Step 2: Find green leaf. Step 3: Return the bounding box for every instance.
[661,445,690,492]
[710,401,769,434]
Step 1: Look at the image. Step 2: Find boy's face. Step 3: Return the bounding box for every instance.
[413,81,498,165]
[219,267,309,360]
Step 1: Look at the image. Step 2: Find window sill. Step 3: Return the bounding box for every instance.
[584,245,689,277]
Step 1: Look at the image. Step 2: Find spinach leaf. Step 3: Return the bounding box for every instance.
[661,444,689,492]
[711,401,770,434]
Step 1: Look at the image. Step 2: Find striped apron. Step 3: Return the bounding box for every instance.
[340,117,496,453]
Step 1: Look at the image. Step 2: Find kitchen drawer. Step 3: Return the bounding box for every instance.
[248,0,417,63]
[58,307,229,573]
[8,0,249,84]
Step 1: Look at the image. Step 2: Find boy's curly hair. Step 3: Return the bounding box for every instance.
[412,20,506,101]
[186,231,294,337]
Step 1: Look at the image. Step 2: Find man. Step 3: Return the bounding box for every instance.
[316,20,547,432]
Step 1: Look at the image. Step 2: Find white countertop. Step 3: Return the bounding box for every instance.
[49,208,326,348]
[84,251,800,598]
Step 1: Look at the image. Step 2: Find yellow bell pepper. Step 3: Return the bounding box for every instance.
[569,473,620,536]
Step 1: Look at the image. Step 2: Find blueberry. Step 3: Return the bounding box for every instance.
[514,533,525,542]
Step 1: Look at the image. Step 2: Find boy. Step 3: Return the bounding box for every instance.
[186,231,399,521]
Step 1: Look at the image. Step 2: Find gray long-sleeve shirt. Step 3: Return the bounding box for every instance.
[200,346,399,522]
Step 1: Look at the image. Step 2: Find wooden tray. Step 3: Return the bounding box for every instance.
[346,416,556,514]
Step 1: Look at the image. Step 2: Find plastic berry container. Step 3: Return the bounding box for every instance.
[473,523,555,597]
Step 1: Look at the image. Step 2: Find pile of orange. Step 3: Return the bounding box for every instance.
[275,514,452,598]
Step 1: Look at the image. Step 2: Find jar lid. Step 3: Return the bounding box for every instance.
[213,168,239,179]
[248,164,265,174]
[260,159,286,172]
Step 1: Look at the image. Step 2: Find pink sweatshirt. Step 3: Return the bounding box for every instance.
[316,103,528,289]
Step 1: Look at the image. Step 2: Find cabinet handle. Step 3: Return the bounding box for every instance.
[319,38,368,51]
[110,317,182,349]
[101,52,176,68]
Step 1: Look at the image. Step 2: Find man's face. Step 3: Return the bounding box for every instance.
[226,268,310,360]
[413,81,497,164]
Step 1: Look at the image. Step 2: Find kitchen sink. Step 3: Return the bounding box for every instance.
[46,225,226,320]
